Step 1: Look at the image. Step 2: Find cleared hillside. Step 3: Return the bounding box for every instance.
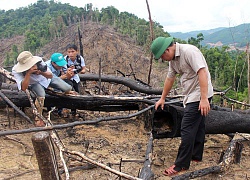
[0,22,168,88]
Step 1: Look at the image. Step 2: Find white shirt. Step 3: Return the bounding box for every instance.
[12,59,52,90]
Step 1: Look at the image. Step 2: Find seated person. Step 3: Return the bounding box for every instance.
[12,51,72,127]
[45,52,74,80]
[64,44,86,92]
[64,44,86,116]
[45,53,76,116]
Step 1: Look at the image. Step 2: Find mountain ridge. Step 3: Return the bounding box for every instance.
[170,27,226,39]
[170,23,250,48]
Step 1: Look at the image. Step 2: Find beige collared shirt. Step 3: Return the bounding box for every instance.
[167,42,213,106]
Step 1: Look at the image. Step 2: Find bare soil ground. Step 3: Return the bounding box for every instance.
[0,107,250,180]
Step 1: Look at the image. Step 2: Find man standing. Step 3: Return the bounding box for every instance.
[150,37,213,176]
[12,51,72,127]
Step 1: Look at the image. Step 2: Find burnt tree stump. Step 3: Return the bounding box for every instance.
[31,131,60,180]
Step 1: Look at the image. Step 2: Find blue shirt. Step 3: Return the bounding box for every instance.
[45,60,64,77]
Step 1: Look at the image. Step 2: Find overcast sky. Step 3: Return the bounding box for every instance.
[1,0,250,33]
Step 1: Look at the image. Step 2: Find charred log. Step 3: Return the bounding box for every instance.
[152,105,250,138]
[31,131,60,180]
[0,89,141,111]
[139,133,154,180]
[0,90,32,124]
[79,73,162,95]
[171,166,221,180]
[0,82,18,90]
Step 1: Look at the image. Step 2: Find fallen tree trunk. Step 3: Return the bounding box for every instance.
[152,104,250,138]
[79,73,163,95]
[0,89,143,111]
[0,72,163,95]
[1,88,250,136]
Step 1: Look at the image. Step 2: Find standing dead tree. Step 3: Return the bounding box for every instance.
[146,0,155,85]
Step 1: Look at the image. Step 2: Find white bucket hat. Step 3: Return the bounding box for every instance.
[14,51,42,72]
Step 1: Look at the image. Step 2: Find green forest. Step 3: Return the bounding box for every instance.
[0,0,249,104]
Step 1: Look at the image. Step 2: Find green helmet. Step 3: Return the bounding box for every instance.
[150,37,174,59]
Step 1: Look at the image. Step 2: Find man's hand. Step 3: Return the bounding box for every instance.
[155,99,165,110]
[66,67,74,79]
[199,98,210,116]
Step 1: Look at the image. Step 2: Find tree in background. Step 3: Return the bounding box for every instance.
[4,45,19,67]
[24,31,41,53]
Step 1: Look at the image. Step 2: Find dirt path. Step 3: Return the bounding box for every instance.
[0,108,249,180]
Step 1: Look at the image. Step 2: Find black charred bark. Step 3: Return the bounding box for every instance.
[79,73,162,95]
[139,133,154,180]
[0,89,141,111]
[171,166,221,180]
[31,131,60,180]
[152,104,250,139]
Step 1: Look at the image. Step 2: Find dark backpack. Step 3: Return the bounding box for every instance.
[65,55,82,68]
[65,55,83,74]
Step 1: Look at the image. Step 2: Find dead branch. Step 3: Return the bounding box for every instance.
[59,164,96,174]
[0,67,163,95]
[4,136,31,155]
[222,95,250,107]
[172,132,250,179]
[146,0,154,85]
[2,170,37,180]
[0,86,184,110]
[0,90,33,124]
[0,88,155,110]
[47,112,70,179]
[0,104,156,136]
[65,149,142,180]
[0,67,16,83]
[171,166,221,180]
[79,73,162,95]
[219,132,249,168]
[60,149,69,180]
[46,109,141,179]
[139,133,154,179]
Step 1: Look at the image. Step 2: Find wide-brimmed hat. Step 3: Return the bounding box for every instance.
[150,37,174,60]
[50,53,67,66]
[14,51,41,72]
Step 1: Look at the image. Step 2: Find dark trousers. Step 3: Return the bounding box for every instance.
[175,99,211,169]
[64,79,80,114]
[64,79,80,93]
